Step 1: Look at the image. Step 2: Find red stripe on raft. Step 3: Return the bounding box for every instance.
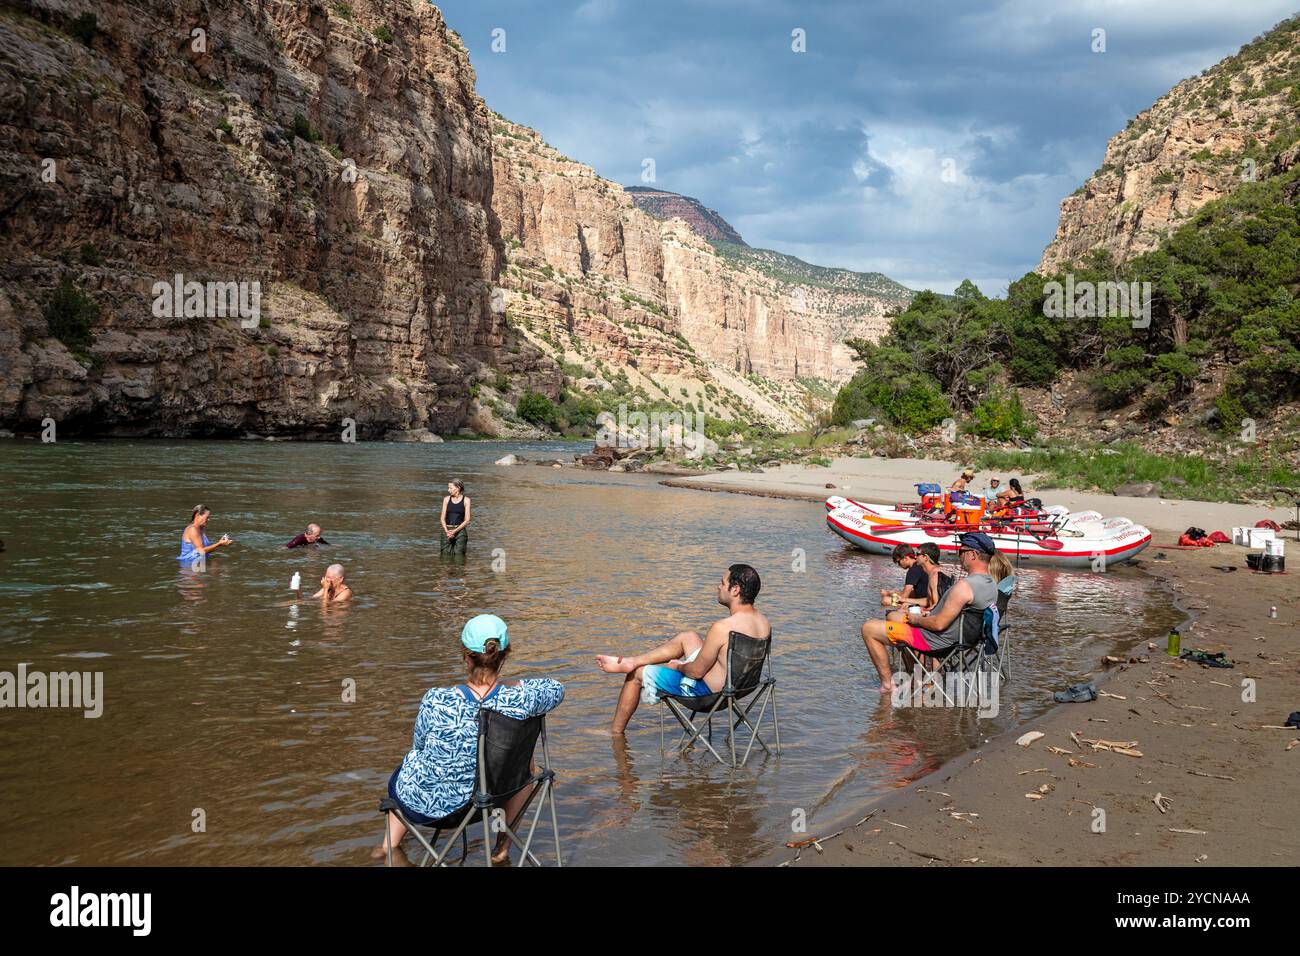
[826,513,1151,559]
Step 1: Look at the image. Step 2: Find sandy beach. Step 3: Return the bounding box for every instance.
[664,456,1300,866]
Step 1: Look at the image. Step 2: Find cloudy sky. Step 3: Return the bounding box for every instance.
[439,0,1297,294]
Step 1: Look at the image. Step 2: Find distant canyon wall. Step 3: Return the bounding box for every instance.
[0,0,555,436]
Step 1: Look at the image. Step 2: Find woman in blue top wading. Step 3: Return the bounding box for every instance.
[177,505,233,566]
[374,614,564,865]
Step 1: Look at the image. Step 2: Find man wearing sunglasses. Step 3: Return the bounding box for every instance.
[859,531,999,694]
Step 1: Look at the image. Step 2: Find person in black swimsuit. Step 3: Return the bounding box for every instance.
[440,479,471,556]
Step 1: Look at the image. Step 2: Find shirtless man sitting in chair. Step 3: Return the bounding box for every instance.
[595,564,769,735]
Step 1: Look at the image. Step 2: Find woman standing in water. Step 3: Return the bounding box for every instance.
[440,479,471,556]
[178,505,232,564]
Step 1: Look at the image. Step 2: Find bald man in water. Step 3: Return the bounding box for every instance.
[313,564,353,603]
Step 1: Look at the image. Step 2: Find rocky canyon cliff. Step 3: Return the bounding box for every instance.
[0,0,554,437]
[1040,16,1300,273]
[0,0,911,437]
[492,118,911,429]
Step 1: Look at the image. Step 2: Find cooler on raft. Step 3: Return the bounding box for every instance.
[950,492,985,527]
[915,482,943,511]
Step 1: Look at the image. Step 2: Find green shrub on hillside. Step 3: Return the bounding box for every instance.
[44,276,98,356]
[517,391,559,430]
[967,387,1031,441]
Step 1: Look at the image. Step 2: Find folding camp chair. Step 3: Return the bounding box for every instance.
[893,589,1011,711]
[378,710,562,867]
[658,631,779,768]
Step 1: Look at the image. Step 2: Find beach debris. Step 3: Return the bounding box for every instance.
[885,820,910,829]
[1287,739,1299,751]
[1180,649,1234,669]
[962,857,982,863]
[1099,690,1127,700]
[1016,731,1045,747]
[289,572,301,591]
[1080,736,1144,757]
[1047,745,1074,755]
[1288,711,1300,729]
[1017,768,1049,775]
[1054,681,1098,703]
[1153,793,1172,814]
[1024,793,1044,800]
[1188,769,1235,781]
[1169,828,1207,835]
[1068,757,1098,769]
[1196,854,1209,863]
[785,828,843,850]
[1037,783,1053,794]
[949,812,979,821]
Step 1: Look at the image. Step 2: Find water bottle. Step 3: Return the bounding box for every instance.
[1167,627,1180,657]
[290,572,301,591]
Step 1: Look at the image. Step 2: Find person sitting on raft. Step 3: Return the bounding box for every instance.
[982,477,1001,502]
[178,505,232,563]
[375,614,564,865]
[1006,478,1027,509]
[948,468,975,493]
[861,532,999,693]
[595,564,770,735]
[313,564,353,603]
[989,487,1015,517]
[440,479,471,556]
[284,523,329,549]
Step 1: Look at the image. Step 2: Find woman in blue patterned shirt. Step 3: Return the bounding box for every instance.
[374,614,564,864]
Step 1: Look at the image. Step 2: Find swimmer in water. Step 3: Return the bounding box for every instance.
[178,505,232,563]
[284,523,328,548]
[313,563,353,603]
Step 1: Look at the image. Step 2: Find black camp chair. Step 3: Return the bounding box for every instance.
[378,710,561,867]
[658,631,779,768]
[893,588,1012,710]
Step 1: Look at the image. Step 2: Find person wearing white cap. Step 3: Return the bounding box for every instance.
[374,614,564,865]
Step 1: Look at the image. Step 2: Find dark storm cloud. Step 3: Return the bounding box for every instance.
[440,0,1298,292]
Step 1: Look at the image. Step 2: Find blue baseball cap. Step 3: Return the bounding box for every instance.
[461,614,509,652]
[958,531,997,556]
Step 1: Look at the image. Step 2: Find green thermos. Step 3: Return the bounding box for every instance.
[1167,628,1181,657]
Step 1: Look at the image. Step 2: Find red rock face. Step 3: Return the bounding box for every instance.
[0,0,555,436]
[625,188,746,245]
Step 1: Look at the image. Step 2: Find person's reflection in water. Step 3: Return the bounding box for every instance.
[608,734,642,816]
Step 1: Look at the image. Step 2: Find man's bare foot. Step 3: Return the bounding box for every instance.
[596,654,635,674]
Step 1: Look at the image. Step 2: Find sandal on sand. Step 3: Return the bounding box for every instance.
[1179,649,1234,668]
[1285,711,1300,729]
[1053,681,1098,703]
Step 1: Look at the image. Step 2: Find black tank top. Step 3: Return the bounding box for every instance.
[445,496,466,527]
